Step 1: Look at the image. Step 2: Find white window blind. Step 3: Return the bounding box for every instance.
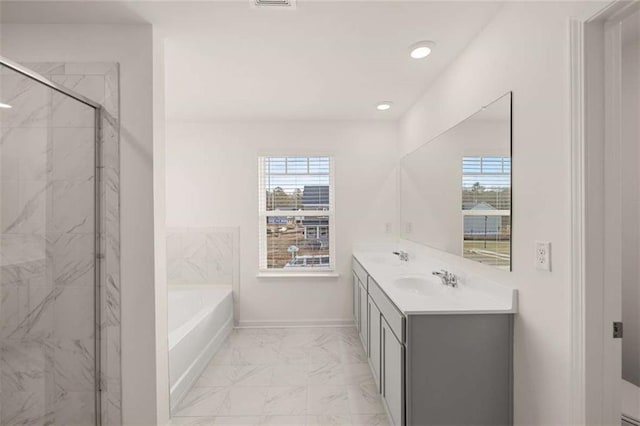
[462,156,511,212]
[258,156,335,271]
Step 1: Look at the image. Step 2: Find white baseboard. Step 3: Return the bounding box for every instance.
[237,318,355,328]
[170,316,233,412]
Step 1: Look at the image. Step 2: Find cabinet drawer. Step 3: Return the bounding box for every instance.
[368,277,405,343]
[352,257,368,288]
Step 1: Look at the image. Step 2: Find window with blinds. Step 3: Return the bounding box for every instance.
[258,156,335,271]
[462,156,511,270]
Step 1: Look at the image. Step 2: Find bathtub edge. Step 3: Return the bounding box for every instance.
[169,315,233,413]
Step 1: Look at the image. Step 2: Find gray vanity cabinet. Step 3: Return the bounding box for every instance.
[352,256,514,426]
[405,314,513,425]
[368,295,382,388]
[382,317,405,426]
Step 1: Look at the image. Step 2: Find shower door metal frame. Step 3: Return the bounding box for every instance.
[0,55,104,426]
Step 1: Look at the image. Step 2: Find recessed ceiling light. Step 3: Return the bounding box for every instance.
[409,41,436,59]
[0,103,12,109]
[376,102,392,111]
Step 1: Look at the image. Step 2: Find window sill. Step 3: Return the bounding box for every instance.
[256,271,340,279]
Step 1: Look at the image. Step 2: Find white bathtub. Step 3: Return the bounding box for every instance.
[168,285,233,410]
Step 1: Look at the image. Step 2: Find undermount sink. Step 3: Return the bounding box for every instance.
[392,275,439,295]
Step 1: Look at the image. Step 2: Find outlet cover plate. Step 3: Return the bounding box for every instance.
[535,241,551,271]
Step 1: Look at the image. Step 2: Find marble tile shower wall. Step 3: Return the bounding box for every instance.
[167,228,238,286]
[0,63,121,425]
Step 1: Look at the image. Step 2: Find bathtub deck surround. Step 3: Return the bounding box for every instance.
[169,286,234,411]
[167,227,240,410]
[352,245,517,425]
[170,327,389,426]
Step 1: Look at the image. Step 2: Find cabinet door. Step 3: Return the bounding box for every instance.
[359,283,368,353]
[353,273,360,327]
[382,318,404,426]
[368,296,382,390]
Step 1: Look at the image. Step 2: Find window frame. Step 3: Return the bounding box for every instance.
[257,155,336,276]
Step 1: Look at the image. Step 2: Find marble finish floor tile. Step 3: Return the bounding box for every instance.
[346,383,386,415]
[195,365,274,387]
[263,386,307,415]
[350,415,390,426]
[307,386,350,415]
[270,364,308,386]
[172,327,388,426]
[170,414,389,426]
[174,387,230,417]
[170,416,262,425]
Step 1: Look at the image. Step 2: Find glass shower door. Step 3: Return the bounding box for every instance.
[0,62,99,425]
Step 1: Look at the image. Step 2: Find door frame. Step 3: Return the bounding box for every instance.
[571,1,640,424]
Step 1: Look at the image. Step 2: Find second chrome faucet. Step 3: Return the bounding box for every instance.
[432,269,458,287]
[392,250,409,262]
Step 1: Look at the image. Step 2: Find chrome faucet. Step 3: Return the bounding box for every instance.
[392,250,409,262]
[432,269,458,287]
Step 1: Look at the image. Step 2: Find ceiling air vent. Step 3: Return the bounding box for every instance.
[253,0,296,8]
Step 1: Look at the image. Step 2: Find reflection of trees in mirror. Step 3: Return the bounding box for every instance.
[462,186,511,210]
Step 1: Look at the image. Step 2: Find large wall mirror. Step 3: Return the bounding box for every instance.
[400,92,512,270]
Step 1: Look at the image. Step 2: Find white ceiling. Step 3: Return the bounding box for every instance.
[1,1,504,121]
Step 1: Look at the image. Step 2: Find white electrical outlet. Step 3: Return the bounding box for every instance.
[385,222,392,234]
[404,222,413,234]
[535,241,551,271]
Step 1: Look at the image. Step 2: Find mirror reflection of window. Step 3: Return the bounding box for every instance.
[399,92,512,271]
[462,156,511,269]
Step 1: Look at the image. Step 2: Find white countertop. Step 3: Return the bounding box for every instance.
[353,250,518,316]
